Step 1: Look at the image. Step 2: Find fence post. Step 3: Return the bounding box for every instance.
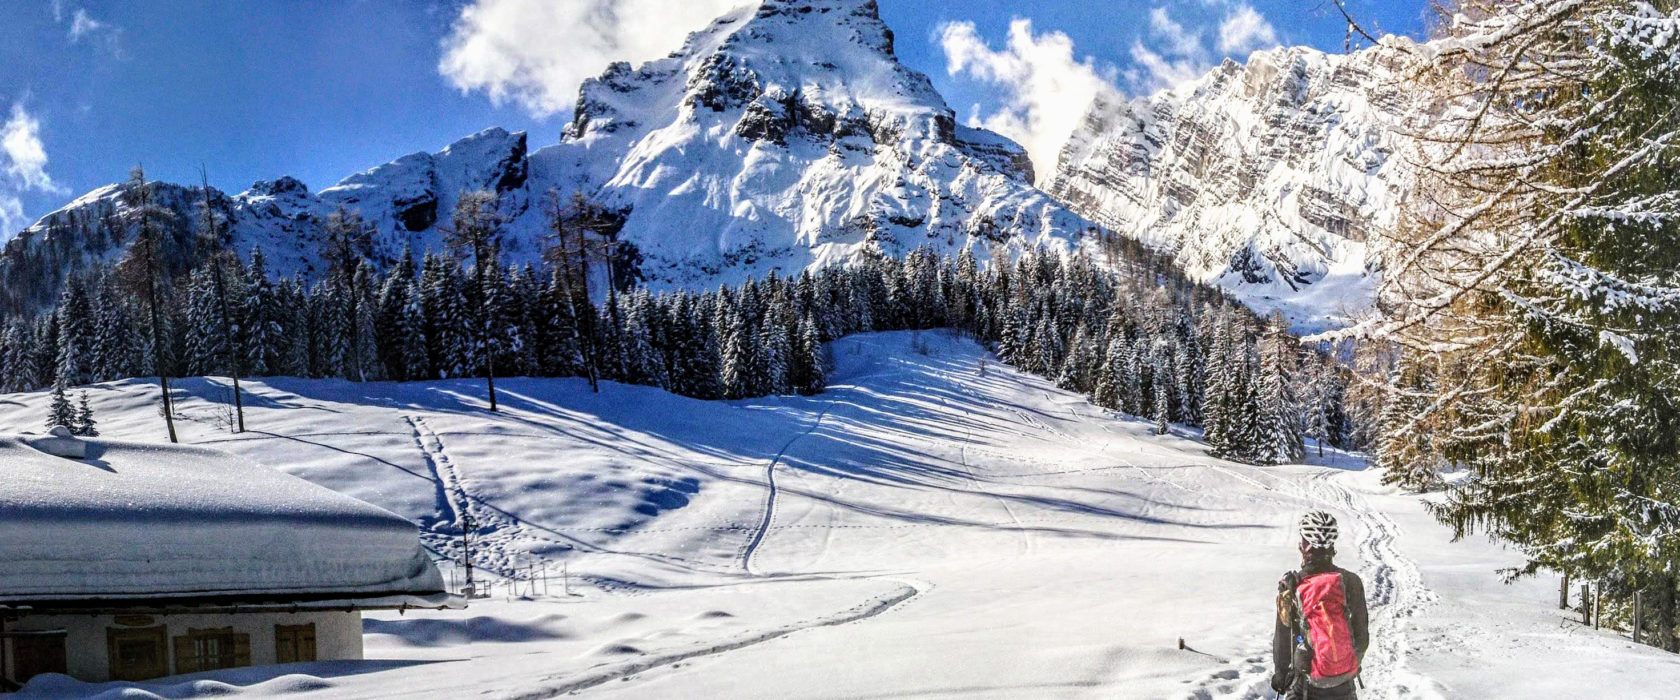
[1634,591,1643,645]
[1581,584,1592,625]
[1593,583,1602,630]
[1560,572,1570,610]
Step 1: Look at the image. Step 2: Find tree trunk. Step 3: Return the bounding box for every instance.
[476,249,498,412]
[210,261,245,432]
[203,173,245,432]
[148,277,178,444]
[1656,574,1678,653]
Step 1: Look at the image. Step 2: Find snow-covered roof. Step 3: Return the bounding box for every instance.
[0,430,453,609]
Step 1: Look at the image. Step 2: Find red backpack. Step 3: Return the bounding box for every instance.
[1292,571,1359,684]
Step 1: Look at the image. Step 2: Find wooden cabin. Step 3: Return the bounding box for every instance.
[0,429,460,687]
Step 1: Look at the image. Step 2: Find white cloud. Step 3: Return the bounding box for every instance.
[68,8,104,41]
[1218,4,1280,55]
[1125,4,1281,93]
[439,0,748,117]
[1148,8,1208,62]
[2,104,60,194]
[0,103,64,237]
[1128,7,1213,93]
[0,193,23,240]
[938,19,1120,185]
[59,5,123,56]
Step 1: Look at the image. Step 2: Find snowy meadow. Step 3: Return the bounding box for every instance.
[3,332,1673,698]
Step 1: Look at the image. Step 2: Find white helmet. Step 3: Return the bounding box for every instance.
[1299,510,1338,550]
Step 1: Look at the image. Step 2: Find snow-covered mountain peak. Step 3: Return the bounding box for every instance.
[538,0,1082,286]
[568,0,966,159]
[0,0,1088,312]
[1049,42,1415,330]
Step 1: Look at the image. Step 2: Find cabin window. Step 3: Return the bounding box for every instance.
[173,627,250,674]
[9,632,68,682]
[107,625,169,681]
[275,623,317,663]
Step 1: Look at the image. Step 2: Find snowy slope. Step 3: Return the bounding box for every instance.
[1047,44,1415,330]
[5,331,1676,699]
[0,0,1091,312]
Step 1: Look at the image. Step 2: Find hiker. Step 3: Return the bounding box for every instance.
[1270,510,1369,699]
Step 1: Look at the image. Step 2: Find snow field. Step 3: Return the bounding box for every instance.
[5,331,1677,698]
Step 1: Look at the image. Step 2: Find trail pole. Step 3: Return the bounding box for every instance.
[1634,591,1643,645]
[1582,584,1591,625]
[462,512,476,597]
[1560,572,1570,610]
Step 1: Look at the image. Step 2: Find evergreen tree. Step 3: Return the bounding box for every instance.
[1365,0,1680,645]
[46,378,75,431]
[112,166,179,443]
[445,191,507,410]
[1255,312,1304,465]
[55,276,94,386]
[73,391,98,437]
[376,248,420,381]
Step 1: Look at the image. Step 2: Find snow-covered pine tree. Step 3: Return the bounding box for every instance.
[1201,310,1233,451]
[5,320,40,392]
[54,276,94,386]
[90,275,140,382]
[1331,0,1680,645]
[183,268,227,377]
[195,170,247,431]
[241,251,277,377]
[793,313,825,396]
[718,293,750,400]
[111,165,179,443]
[686,292,725,400]
[1372,353,1442,490]
[1121,330,1144,418]
[537,267,585,378]
[1093,336,1124,410]
[320,207,369,380]
[73,391,98,437]
[376,248,419,381]
[758,284,794,395]
[46,378,75,431]
[350,262,382,381]
[1255,312,1304,465]
[1151,343,1171,436]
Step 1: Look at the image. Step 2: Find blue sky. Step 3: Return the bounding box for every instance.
[0,0,1428,235]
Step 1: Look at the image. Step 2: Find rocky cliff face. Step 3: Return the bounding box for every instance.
[1047,44,1412,329]
[1,0,1090,313]
[541,0,1087,287]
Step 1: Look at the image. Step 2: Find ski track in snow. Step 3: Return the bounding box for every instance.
[508,582,924,700]
[407,414,593,579]
[741,403,833,576]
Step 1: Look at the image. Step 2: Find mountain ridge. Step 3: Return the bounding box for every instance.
[0,0,1090,315]
[1048,41,1415,330]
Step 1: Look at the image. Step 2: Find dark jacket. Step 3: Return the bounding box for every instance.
[1271,557,1369,698]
